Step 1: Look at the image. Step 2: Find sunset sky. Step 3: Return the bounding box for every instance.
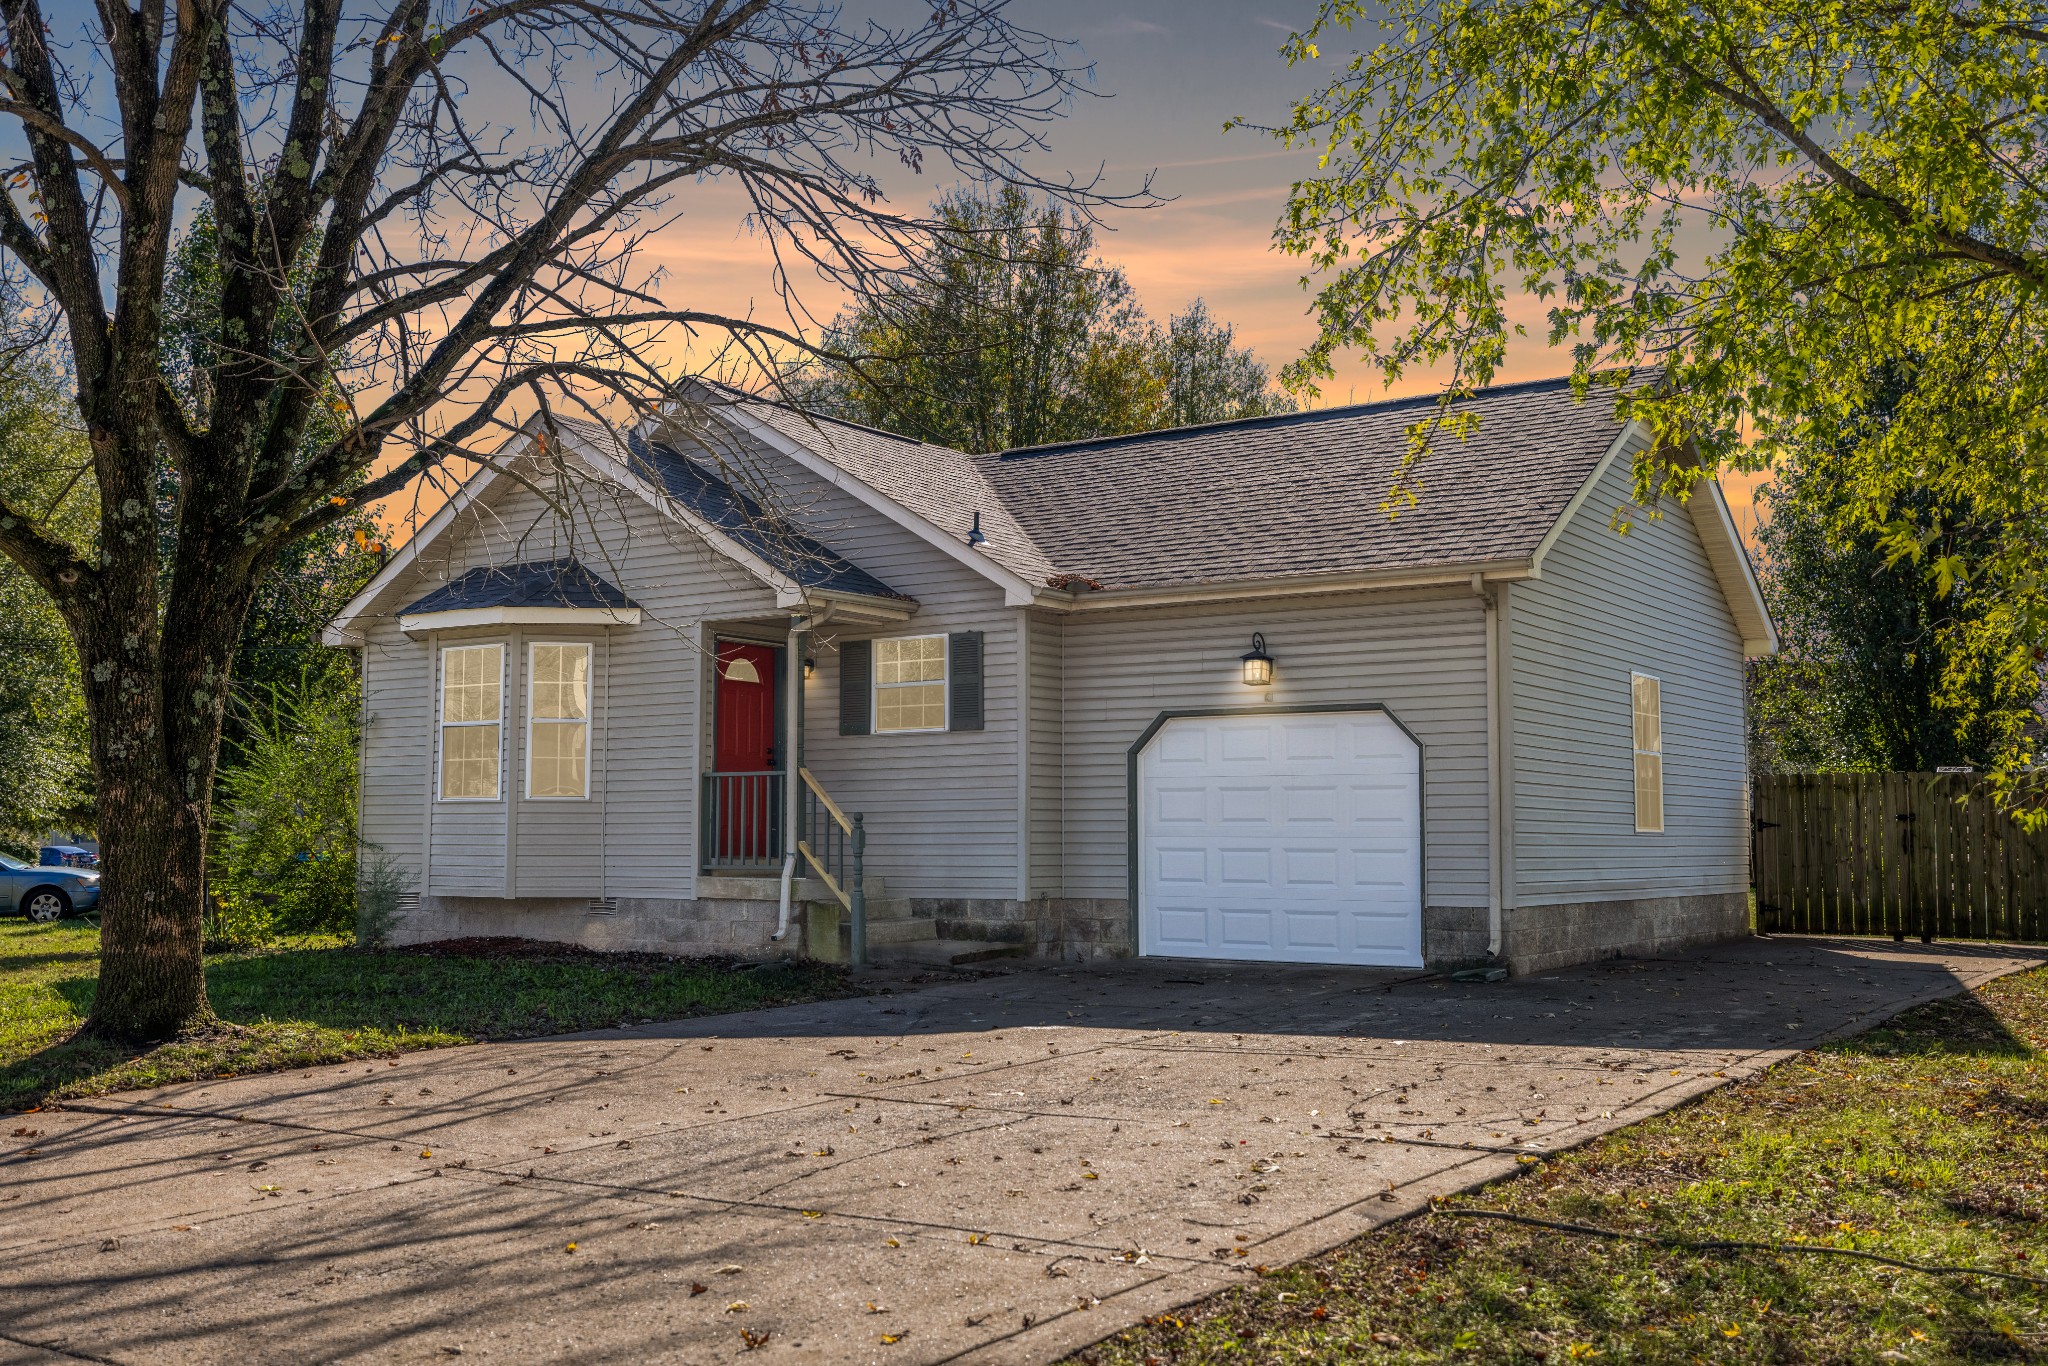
[407,0,1767,540]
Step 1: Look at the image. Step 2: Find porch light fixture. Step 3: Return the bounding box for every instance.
[1241,633,1275,686]
[803,655,817,681]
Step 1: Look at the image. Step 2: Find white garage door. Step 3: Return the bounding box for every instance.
[1138,710,1423,968]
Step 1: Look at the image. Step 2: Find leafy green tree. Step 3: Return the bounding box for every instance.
[1260,0,2048,798]
[1749,370,2041,773]
[802,188,1292,452]
[0,366,94,847]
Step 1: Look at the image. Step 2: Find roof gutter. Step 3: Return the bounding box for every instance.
[1035,559,1537,613]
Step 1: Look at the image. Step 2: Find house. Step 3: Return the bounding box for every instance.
[325,378,1776,975]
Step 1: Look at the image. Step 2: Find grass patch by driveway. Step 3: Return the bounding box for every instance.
[1076,964,2048,1365]
[0,920,850,1112]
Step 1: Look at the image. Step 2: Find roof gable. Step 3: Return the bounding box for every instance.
[632,439,910,602]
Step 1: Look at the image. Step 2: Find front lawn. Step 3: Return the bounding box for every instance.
[0,920,850,1112]
[1078,963,2048,1365]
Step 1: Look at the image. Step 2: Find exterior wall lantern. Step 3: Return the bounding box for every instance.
[803,655,817,681]
[1241,633,1275,686]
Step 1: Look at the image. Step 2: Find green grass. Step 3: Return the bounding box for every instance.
[1074,966,2048,1365]
[0,920,851,1112]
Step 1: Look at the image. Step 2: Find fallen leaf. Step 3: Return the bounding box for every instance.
[564,1243,578,1253]
[717,1263,744,1274]
[866,1301,888,1314]
[690,1283,708,1296]
[726,1300,750,1313]
[738,1327,771,1350]
[883,1238,901,1248]
[879,1333,905,1345]
[801,1210,824,1219]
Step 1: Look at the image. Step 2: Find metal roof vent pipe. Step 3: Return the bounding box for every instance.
[966,510,986,547]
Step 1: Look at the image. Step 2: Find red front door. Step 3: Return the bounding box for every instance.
[712,641,779,863]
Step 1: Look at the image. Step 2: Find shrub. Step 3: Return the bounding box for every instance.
[210,672,361,939]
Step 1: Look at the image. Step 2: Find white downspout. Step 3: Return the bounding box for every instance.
[772,613,805,943]
[1476,572,1505,961]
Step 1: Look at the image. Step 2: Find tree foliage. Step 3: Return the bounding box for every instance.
[798,188,1292,452]
[0,0,1122,1038]
[1748,369,2043,773]
[1261,0,2048,797]
[0,364,92,845]
[208,674,362,947]
[159,207,381,766]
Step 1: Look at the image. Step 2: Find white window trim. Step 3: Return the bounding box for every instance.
[1632,671,1664,834]
[873,632,949,734]
[437,641,505,802]
[525,640,594,801]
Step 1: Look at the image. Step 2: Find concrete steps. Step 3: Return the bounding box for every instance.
[706,868,1026,969]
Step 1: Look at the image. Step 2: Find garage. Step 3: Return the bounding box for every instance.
[1136,709,1424,968]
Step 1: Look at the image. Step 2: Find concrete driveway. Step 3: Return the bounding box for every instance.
[3,936,2041,1366]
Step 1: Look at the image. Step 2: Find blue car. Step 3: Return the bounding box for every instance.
[0,851,100,922]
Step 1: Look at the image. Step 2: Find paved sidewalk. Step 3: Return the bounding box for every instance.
[2,936,2040,1366]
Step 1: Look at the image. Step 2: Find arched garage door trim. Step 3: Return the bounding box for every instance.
[1125,703,1428,964]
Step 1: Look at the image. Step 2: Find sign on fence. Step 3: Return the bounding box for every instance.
[1752,773,2047,942]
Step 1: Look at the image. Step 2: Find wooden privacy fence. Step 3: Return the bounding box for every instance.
[1752,773,2048,942]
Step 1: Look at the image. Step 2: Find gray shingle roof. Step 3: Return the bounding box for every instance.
[547,413,909,603]
[635,440,910,602]
[974,377,1627,590]
[729,400,1058,585]
[401,558,636,615]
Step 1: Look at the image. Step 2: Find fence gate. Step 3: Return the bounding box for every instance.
[1752,773,2048,941]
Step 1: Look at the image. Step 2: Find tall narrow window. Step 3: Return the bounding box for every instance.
[439,643,503,800]
[528,642,592,798]
[1632,672,1664,833]
[873,634,947,733]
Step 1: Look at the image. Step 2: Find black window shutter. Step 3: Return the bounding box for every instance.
[838,639,872,736]
[949,631,984,732]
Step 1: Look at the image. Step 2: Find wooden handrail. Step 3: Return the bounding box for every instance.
[796,841,850,909]
[798,766,852,835]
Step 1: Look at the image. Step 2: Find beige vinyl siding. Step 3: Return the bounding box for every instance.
[1508,445,1749,905]
[755,443,1021,899]
[354,463,782,903]
[1056,589,1493,906]
[1027,610,1065,896]
[357,626,430,888]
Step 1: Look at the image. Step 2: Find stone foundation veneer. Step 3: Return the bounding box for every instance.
[387,890,1749,976]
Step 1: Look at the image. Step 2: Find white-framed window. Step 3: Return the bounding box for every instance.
[527,642,592,799]
[439,642,504,801]
[874,633,947,733]
[1632,671,1664,833]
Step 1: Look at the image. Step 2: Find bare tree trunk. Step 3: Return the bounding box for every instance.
[72,514,255,1041]
[89,750,211,1039]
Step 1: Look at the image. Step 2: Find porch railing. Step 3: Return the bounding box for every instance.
[700,770,784,873]
[798,767,867,967]
[700,765,867,964]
